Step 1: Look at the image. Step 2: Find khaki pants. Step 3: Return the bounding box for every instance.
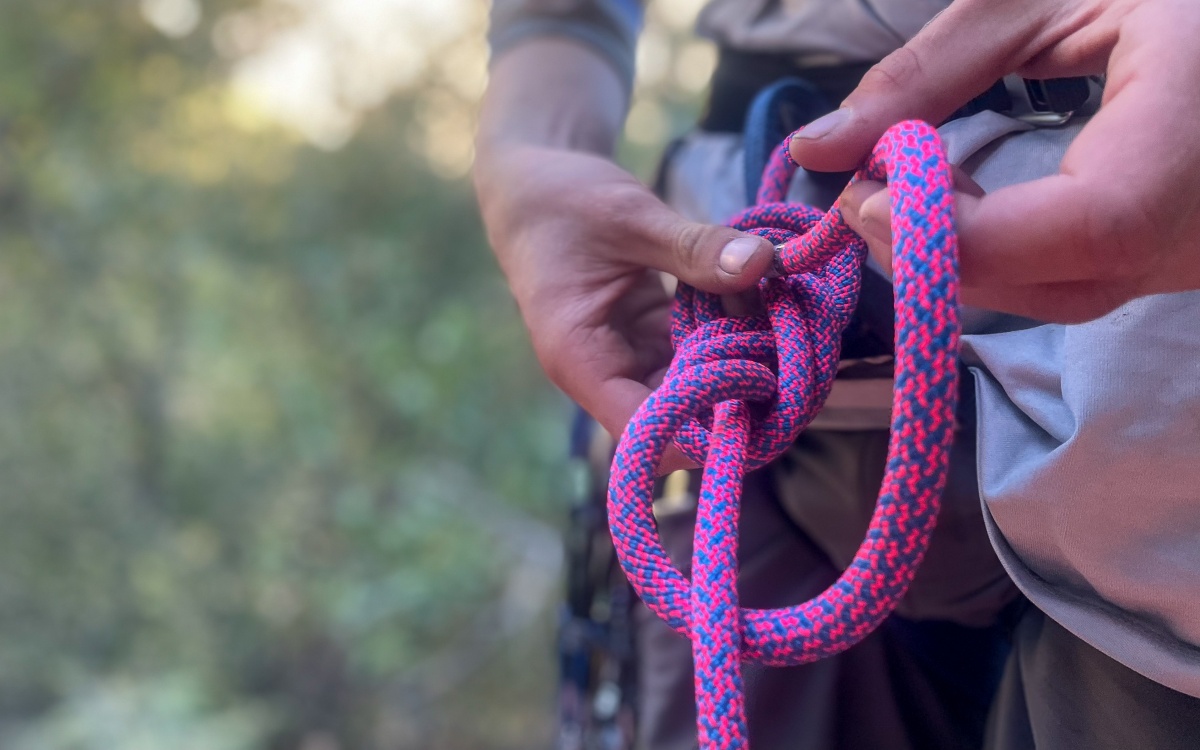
[634,404,1200,750]
[637,391,1020,750]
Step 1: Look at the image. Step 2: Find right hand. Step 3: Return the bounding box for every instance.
[789,0,1200,323]
[475,144,774,468]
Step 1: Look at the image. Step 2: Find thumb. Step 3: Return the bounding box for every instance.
[630,206,775,294]
[788,0,1042,173]
[688,228,775,294]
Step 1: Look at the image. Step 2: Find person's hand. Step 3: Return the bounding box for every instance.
[476,144,773,468]
[789,0,1200,323]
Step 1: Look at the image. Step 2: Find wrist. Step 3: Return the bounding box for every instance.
[476,38,627,160]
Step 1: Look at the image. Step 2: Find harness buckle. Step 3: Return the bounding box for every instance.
[1004,75,1099,127]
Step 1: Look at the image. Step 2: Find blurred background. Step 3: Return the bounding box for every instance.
[0,1,712,748]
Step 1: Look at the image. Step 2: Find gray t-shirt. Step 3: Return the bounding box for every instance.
[489,0,950,85]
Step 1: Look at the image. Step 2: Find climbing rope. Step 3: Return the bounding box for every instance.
[607,120,960,749]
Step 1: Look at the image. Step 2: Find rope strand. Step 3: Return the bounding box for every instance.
[607,120,961,749]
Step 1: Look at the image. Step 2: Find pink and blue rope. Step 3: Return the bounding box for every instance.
[607,120,961,749]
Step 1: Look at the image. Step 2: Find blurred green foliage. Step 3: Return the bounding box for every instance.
[0,1,574,748]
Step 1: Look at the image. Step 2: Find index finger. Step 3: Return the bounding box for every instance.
[955,7,1200,288]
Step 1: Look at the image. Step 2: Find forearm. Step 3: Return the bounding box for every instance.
[474,37,634,268]
[476,37,628,166]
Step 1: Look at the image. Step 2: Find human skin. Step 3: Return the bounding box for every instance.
[474,38,772,468]
[475,0,1200,453]
[793,0,1200,323]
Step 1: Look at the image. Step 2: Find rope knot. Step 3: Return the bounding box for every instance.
[608,120,961,750]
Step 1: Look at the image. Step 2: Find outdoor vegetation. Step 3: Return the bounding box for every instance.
[0,1,709,748]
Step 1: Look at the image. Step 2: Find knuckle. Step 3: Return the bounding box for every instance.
[592,182,665,253]
[669,221,708,270]
[859,47,926,96]
[597,182,654,227]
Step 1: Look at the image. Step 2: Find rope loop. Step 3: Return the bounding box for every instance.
[607,120,962,749]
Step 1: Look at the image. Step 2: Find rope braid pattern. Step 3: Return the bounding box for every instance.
[606,120,961,749]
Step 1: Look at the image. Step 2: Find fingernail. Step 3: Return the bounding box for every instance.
[719,237,762,275]
[794,108,852,141]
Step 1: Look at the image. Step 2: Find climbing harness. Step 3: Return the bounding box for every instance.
[607,120,960,749]
[557,411,637,750]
